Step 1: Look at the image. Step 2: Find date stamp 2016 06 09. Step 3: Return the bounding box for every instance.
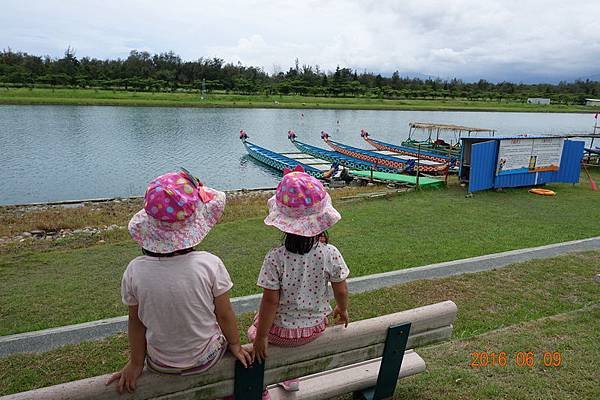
[470,351,562,368]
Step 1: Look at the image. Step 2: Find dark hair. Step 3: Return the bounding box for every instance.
[284,231,328,254]
[142,247,195,258]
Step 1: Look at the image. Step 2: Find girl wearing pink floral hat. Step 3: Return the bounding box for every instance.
[249,166,350,397]
[107,170,252,394]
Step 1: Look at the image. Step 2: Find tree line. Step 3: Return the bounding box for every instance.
[1,48,599,104]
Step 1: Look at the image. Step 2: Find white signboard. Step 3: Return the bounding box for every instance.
[497,138,564,176]
[532,138,564,170]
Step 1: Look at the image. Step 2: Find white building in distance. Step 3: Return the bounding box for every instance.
[527,98,551,105]
[585,98,600,106]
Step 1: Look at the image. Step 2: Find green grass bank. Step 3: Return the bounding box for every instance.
[1,171,599,336]
[1,251,598,397]
[0,88,594,113]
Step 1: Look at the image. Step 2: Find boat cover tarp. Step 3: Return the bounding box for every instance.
[349,170,445,188]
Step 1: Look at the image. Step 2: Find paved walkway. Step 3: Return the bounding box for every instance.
[1,236,599,357]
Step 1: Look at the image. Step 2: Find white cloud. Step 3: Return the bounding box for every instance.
[1,0,599,81]
[429,48,468,66]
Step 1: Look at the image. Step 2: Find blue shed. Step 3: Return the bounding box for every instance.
[459,136,584,193]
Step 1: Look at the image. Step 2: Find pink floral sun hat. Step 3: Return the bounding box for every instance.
[264,166,341,237]
[128,170,226,253]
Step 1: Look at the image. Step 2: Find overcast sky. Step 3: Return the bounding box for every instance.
[2,0,599,83]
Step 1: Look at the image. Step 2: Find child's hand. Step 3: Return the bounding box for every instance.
[253,336,269,364]
[333,305,349,328]
[229,343,253,368]
[106,360,144,394]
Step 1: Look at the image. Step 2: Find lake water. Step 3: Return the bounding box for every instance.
[0,105,595,205]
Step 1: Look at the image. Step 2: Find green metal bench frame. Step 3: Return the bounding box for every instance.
[234,359,265,399]
[233,322,412,400]
[354,323,412,400]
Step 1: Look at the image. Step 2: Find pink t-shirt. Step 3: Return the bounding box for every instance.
[121,251,233,368]
[257,243,349,329]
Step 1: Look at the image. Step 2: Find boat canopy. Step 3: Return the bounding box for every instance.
[409,122,495,133]
[408,122,496,141]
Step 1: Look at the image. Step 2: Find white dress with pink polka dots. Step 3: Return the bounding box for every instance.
[257,243,350,331]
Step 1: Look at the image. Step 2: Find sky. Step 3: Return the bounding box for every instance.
[1,0,599,83]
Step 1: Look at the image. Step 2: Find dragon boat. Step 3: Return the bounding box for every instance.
[584,146,600,165]
[359,129,457,166]
[320,132,449,175]
[239,130,337,179]
[584,147,600,156]
[287,131,415,174]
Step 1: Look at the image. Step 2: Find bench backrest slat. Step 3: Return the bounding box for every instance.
[159,324,454,400]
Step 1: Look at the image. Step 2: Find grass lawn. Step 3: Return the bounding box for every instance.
[1,172,599,336]
[1,250,598,396]
[391,306,599,399]
[0,87,592,113]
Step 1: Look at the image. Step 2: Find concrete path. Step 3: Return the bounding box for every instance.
[1,236,599,357]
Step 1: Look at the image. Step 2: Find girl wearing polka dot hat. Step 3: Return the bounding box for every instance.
[249,166,350,397]
[107,170,252,394]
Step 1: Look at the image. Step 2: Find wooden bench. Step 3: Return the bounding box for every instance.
[2,301,457,400]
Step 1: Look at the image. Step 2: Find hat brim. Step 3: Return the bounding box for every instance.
[264,193,341,236]
[128,187,225,253]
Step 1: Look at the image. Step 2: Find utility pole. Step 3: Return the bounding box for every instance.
[591,112,598,150]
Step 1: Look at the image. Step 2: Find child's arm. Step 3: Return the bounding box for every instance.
[214,291,253,367]
[331,280,349,327]
[106,305,146,393]
[253,288,280,363]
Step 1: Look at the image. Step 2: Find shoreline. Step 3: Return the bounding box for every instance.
[1,98,592,114]
[0,186,278,208]
[0,184,393,241]
[0,88,595,114]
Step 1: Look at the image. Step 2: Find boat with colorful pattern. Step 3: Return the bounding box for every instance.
[288,131,415,174]
[359,129,458,166]
[320,132,449,175]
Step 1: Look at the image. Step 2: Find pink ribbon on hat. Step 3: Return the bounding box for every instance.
[283,165,304,175]
[180,167,214,204]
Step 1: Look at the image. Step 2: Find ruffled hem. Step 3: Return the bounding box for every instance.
[269,319,327,339]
